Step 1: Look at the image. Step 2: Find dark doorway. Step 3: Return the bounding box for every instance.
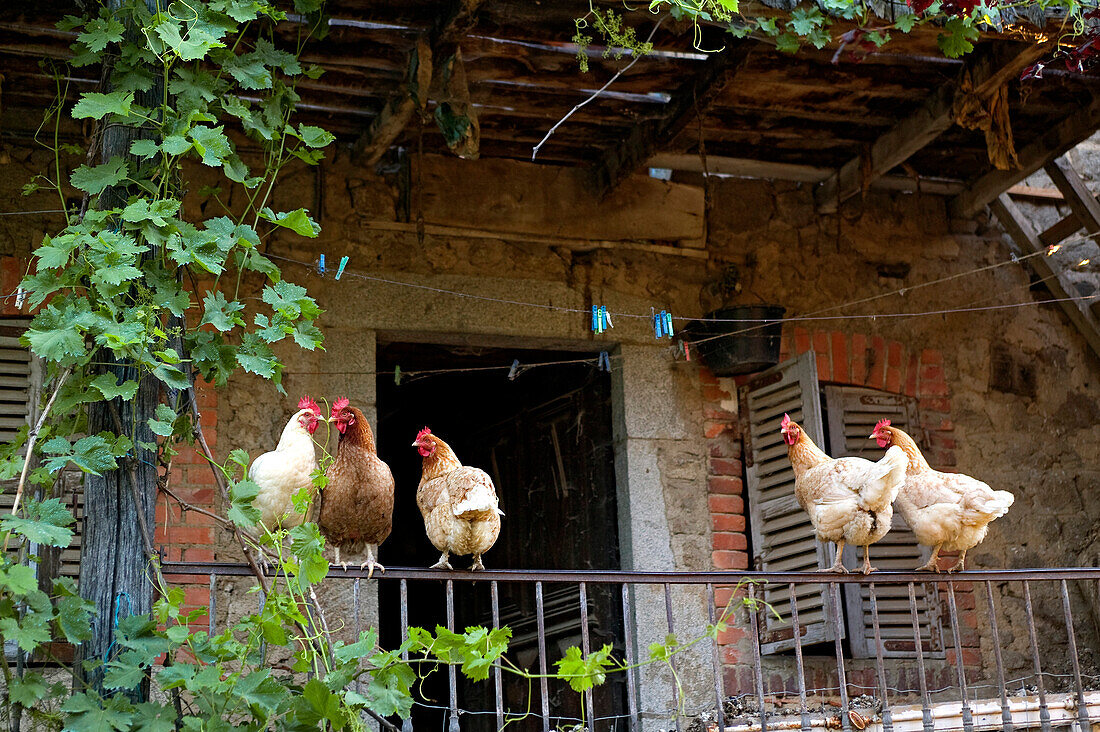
[376,340,626,732]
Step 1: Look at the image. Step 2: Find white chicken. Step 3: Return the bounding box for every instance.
[781,413,909,574]
[870,420,1014,572]
[248,395,322,533]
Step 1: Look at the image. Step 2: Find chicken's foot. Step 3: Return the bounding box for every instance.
[818,541,848,573]
[334,546,352,571]
[361,545,386,579]
[947,549,966,573]
[430,551,453,570]
[916,545,942,572]
[470,555,485,571]
[860,545,878,575]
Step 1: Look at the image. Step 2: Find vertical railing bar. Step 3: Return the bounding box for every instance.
[491,581,505,732]
[353,578,362,697]
[622,584,640,732]
[664,583,683,732]
[580,582,596,731]
[708,583,726,732]
[400,579,412,732]
[1023,580,1052,732]
[868,584,892,732]
[536,581,551,732]
[1059,579,1091,732]
[447,579,460,732]
[946,581,974,732]
[788,583,810,732]
[208,573,216,637]
[748,583,767,732]
[908,582,933,732]
[829,582,851,732]
[983,581,1013,732]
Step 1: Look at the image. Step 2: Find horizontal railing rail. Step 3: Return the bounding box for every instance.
[157,562,1100,732]
[161,562,1100,583]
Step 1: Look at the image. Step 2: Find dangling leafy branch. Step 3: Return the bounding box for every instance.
[577,0,1099,66]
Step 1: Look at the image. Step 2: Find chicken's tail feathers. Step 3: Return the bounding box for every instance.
[453,478,500,519]
[859,445,909,511]
[980,490,1015,518]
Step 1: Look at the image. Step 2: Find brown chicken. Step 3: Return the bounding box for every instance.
[412,427,502,570]
[870,420,1014,572]
[319,398,394,577]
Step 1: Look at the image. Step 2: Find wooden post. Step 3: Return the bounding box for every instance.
[76,0,162,699]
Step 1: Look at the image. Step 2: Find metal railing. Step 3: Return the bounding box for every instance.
[162,563,1100,732]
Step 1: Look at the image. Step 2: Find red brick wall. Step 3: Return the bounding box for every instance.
[701,327,979,693]
[157,376,220,615]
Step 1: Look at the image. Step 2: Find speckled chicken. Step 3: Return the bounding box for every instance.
[870,420,1014,572]
[319,398,394,577]
[782,413,909,574]
[248,396,322,533]
[412,428,502,570]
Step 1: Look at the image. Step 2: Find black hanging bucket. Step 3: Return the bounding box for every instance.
[683,305,786,376]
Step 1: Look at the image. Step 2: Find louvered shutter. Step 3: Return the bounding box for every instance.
[822,386,944,659]
[742,352,843,654]
[0,321,82,579]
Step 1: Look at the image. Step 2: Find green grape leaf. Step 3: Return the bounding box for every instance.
[77,16,125,52]
[0,497,75,547]
[228,478,261,527]
[70,157,129,195]
[258,207,320,237]
[91,373,139,400]
[71,90,134,120]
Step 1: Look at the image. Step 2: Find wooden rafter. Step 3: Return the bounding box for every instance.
[991,194,1100,362]
[351,0,485,167]
[951,94,1100,218]
[589,41,754,195]
[815,41,1049,213]
[1045,156,1100,235]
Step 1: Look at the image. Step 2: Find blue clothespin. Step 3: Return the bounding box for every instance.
[335,256,349,280]
[591,306,613,333]
[318,254,326,276]
[591,306,599,333]
[654,310,665,339]
[601,306,612,330]
[598,351,611,372]
[508,359,520,381]
[664,311,674,337]
[394,365,402,386]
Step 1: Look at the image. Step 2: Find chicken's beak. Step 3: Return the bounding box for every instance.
[411,440,419,447]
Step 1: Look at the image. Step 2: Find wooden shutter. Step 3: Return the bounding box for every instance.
[822,386,944,659]
[0,321,83,579]
[742,352,843,654]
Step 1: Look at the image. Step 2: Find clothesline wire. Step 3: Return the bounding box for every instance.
[262,230,1097,327]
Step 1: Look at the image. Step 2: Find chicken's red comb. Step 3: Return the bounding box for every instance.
[416,426,432,441]
[298,395,321,415]
[331,397,350,417]
[874,418,892,431]
[780,413,791,429]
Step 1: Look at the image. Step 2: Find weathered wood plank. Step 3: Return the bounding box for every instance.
[951,95,1100,218]
[815,41,1050,213]
[416,155,704,244]
[990,194,1100,362]
[1045,156,1100,234]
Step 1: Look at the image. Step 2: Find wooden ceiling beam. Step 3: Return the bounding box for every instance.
[814,41,1050,213]
[589,41,755,196]
[950,94,1100,218]
[990,194,1100,362]
[351,0,485,167]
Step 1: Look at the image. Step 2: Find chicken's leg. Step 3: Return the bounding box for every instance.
[916,544,942,572]
[947,549,967,573]
[860,545,878,575]
[470,554,485,571]
[818,541,848,573]
[430,551,453,570]
[360,544,386,579]
[334,546,349,571]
